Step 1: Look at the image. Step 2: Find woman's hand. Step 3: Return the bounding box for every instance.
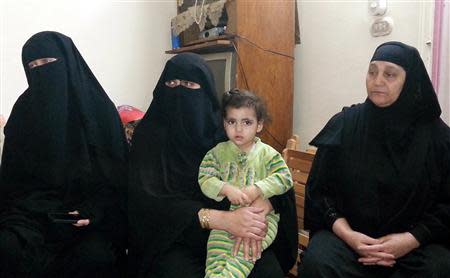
[344,230,396,266]
[229,198,271,261]
[358,232,419,265]
[232,237,262,262]
[68,210,90,227]
[332,218,395,267]
[210,207,267,240]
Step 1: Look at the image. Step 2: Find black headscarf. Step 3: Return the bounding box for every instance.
[0,31,128,225]
[367,41,441,135]
[308,42,448,240]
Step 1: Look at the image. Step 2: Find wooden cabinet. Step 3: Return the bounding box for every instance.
[167,0,294,152]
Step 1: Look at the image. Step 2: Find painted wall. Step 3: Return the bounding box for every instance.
[294,1,434,150]
[0,0,176,118]
[0,1,436,152]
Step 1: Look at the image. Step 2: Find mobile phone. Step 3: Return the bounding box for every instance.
[48,212,82,224]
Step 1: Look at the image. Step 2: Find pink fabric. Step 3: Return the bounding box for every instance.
[432,0,445,92]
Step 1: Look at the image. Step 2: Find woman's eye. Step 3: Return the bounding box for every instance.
[226,120,236,125]
[181,80,201,89]
[164,80,179,87]
[28,57,58,69]
[384,72,396,78]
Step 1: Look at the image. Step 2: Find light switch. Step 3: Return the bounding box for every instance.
[369,0,387,16]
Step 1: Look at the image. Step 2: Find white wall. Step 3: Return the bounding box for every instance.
[294,1,434,150]
[0,1,437,152]
[0,0,176,118]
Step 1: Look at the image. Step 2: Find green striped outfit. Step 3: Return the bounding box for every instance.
[198,138,293,278]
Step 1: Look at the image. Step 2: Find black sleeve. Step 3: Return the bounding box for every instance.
[410,136,450,246]
[269,188,298,274]
[78,150,127,229]
[304,146,342,234]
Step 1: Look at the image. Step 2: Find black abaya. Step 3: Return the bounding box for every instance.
[0,31,128,278]
[300,42,450,277]
[128,53,297,277]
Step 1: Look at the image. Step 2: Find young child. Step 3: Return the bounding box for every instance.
[198,89,293,278]
[117,105,144,146]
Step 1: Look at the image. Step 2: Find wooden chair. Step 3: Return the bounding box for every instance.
[283,136,315,277]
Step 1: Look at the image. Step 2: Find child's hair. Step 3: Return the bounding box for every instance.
[222,88,270,122]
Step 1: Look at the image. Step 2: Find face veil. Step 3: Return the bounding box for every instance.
[1,31,127,199]
[130,52,225,198]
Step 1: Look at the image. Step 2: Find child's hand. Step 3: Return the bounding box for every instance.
[221,183,251,205]
[241,185,262,204]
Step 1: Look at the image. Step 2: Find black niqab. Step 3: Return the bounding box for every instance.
[131,53,223,199]
[1,31,127,223]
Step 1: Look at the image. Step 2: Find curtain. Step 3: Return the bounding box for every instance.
[434,1,450,124]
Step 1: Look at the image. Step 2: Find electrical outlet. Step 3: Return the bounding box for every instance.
[370,17,393,37]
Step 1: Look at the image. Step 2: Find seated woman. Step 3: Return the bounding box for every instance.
[0,31,128,278]
[127,53,298,278]
[298,41,450,278]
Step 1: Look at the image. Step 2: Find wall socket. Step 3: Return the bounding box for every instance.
[370,16,393,37]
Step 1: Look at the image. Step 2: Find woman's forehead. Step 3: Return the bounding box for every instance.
[369,60,405,72]
[164,62,204,83]
[22,37,64,63]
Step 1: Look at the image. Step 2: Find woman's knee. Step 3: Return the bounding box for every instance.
[415,244,450,278]
[71,235,117,269]
[0,230,22,263]
[0,230,26,276]
[298,230,358,277]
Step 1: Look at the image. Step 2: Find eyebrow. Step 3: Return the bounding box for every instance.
[384,65,401,71]
[369,62,401,71]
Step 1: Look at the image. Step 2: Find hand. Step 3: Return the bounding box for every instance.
[358,232,419,265]
[241,185,262,204]
[344,231,396,267]
[332,218,395,267]
[221,183,251,206]
[232,237,262,262]
[223,207,267,240]
[250,197,273,217]
[68,210,90,227]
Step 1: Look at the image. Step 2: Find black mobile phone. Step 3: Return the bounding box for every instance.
[48,212,82,224]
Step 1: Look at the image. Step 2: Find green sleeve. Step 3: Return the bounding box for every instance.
[198,149,225,202]
[255,151,293,199]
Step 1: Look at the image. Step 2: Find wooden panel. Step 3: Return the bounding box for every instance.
[292,172,308,185]
[233,0,295,57]
[294,181,305,195]
[284,148,315,252]
[235,42,293,152]
[288,159,312,174]
[298,229,310,248]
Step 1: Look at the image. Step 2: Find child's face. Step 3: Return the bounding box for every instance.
[123,120,141,146]
[224,107,263,153]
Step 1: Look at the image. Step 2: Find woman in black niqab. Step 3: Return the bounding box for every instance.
[299,42,450,277]
[0,31,128,278]
[128,53,298,277]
